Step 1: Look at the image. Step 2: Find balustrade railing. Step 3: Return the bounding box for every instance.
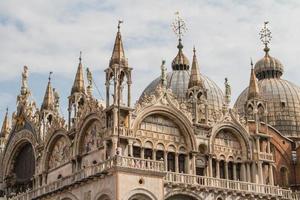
[9,156,300,200]
[258,152,274,161]
[9,156,163,200]
[104,127,135,138]
[165,172,299,200]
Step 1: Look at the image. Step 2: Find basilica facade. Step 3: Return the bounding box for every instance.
[1,19,300,200]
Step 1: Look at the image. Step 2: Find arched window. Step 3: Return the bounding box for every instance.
[11,143,35,194]
[178,154,186,173]
[129,194,152,200]
[167,152,175,172]
[280,167,289,188]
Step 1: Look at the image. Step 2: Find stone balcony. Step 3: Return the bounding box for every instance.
[164,172,299,200]
[8,156,299,200]
[9,156,164,200]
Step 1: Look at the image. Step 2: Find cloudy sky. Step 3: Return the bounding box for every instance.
[1,0,300,123]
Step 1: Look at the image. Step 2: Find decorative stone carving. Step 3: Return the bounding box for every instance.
[48,136,70,170]
[82,122,102,154]
[135,84,192,122]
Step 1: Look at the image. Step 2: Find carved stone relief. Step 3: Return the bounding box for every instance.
[48,136,70,170]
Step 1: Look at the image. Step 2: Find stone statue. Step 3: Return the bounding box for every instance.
[225,77,231,104]
[21,66,29,96]
[160,60,167,87]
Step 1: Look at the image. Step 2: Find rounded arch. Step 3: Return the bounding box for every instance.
[165,190,201,200]
[59,192,79,200]
[2,129,37,179]
[132,105,197,151]
[209,123,252,160]
[42,130,71,171]
[122,188,157,200]
[74,113,104,156]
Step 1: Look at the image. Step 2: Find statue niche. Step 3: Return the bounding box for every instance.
[48,136,70,170]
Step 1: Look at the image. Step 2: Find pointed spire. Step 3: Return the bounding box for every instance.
[188,47,203,88]
[41,72,55,111]
[0,108,10,138]
[71,51,85,95]
[248,59,260,99]
[109,20,127,68]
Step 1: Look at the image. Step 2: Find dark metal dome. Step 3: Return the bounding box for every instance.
[235,77,300,139]
[141,71,225,114]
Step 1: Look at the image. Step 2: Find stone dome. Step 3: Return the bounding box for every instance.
[141,71,225,114]
[234,52,300,139]
[254,52,284,80]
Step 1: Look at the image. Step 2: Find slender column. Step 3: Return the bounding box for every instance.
[233,163,237,180]
[269,164,274,185]
[185,155,190,174]
[256,137,260,153]
[258,161,263,184]
[251,162,257,183]
[175,153,179,173]
[225,162,229,179]
[164,152,168,171]
[106,82,110,107]
[209,157,213,177]
[191,153,197,174]
[216,160,220,178]
[112,137,118,156]
[267,140,271,153]
[103,140,108,159]
[246,163,251,182]
[128,140,133,157]
[240,163,246,181]
[153,149,156,160]
[141,148,144,159]
[127,82,131,107]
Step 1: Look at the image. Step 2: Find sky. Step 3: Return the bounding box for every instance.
[1,0,300,124]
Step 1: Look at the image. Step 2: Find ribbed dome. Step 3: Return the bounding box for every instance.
[254,53,284,80]
[141,71,225,114]
[234,78,300,139]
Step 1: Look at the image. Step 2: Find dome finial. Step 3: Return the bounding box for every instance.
[117,20,123,32]
[172,12,187,50]
[259,21,272,55]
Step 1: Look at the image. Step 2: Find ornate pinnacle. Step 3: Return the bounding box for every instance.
[79,51,82,63]
[259,21,272,54]
[118,20,123,32]
[48,71,53,82]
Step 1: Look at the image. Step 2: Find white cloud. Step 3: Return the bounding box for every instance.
[1,0,300,122]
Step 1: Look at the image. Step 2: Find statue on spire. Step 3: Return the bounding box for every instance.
[21,66,29,95]
[86,67,93,96]
[259,21,272,54]
[224,78,231,105]
[160,60,167,87]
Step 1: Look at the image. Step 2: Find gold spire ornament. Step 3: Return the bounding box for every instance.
[172,12,187,41]
[71,51,85,95]
[259,21,272,54]
[41,72,55,111]
[171,12,190,70]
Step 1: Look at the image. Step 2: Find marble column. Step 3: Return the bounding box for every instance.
[112,137,118,156]
[209,157,213,177]
[216,160,220,178]
[241,163,246,181]
[256,137,261,153]
[233,163,237,180]
[225,162,229,179]
[164,152,168,171]
[246,163,251,182]
[269,164,274,185]
[128,140,133,157]
[175,153,179,173]
[141,148,145,159]
[267,140,271,153]
[191,153,196,174]
[258,161,263,184]
[153,149,156,160]
[251,162,257,183]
